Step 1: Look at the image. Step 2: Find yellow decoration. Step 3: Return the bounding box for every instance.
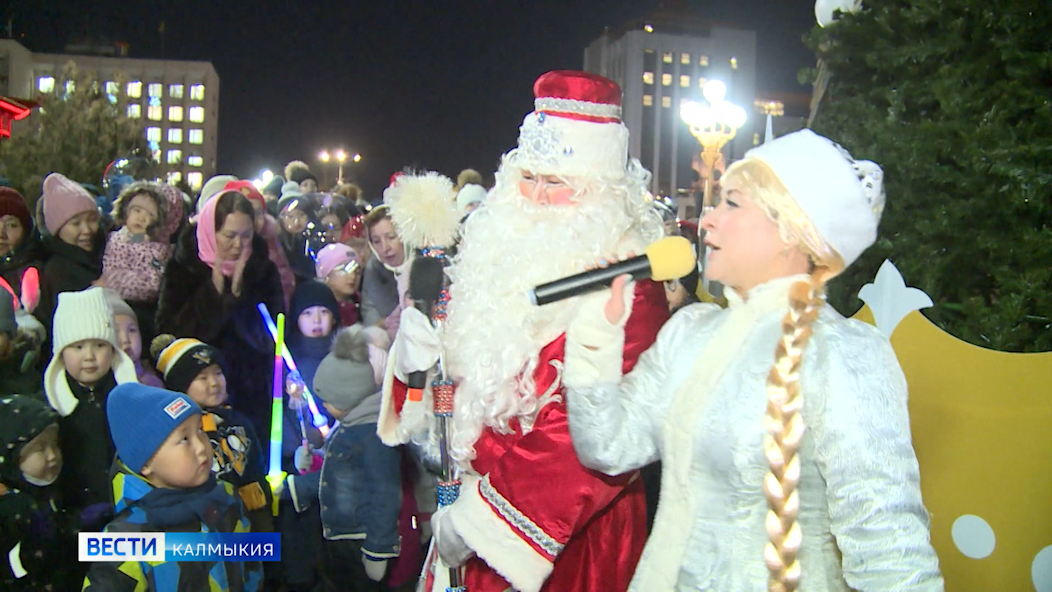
[852,284,1052,589]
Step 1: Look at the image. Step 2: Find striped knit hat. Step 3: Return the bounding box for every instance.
[151,334,224,394]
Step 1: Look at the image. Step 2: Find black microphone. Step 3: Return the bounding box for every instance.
[528,236,696,306]
[406,256,446,398]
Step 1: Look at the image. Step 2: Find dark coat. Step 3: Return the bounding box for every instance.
[289,420,401,560]
[156,225,285,441]
[0,230,44,302]
[34,227,107,337]
[360,257,398,326]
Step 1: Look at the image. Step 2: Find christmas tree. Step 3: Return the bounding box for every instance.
[0,63,149,209]
[805,0,1052,352]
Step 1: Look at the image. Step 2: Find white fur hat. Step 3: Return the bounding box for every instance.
[507,70,630,179]
[44,287,138,416]
[743,129,885,267]
[455,183,487,213]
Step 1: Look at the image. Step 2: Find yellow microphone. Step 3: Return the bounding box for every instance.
[529,236,696,306]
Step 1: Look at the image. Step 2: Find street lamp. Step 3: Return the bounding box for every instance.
[335,150,347,184]
[680,79,748,214]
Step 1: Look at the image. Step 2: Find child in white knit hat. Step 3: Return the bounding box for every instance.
[43,287,138,516]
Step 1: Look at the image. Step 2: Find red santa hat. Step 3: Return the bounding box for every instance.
[508,70,630,179]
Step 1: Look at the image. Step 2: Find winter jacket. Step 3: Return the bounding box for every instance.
[34,226,107,338]
[82,462,263,592]
[563,275,943,591]
[156,225,285,443]
[279,230,319,284]
[101,227,172,305]
[0,395,80,591]
[360,257,398,326]
[0,230,44,302]
[56,370,120,512]
[201,406,273,534]
[288,393,401,560]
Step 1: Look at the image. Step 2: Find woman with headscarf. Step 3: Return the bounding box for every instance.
[156,189,285,440]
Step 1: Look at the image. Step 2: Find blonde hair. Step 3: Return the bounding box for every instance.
[722,158,845,591]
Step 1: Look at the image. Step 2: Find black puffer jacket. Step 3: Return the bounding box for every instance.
[0,229,45,302]
[34,227,107,337]
[156,224,285,440]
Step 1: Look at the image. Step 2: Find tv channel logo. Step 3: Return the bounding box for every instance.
[79,533,280,562]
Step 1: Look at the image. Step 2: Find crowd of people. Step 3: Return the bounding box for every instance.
[0,69,943,592]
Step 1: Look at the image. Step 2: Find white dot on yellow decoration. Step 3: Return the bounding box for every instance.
[1033,546,1052,591]
[951,515,996,559]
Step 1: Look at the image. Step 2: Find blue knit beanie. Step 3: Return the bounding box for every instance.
[106,383,201,473]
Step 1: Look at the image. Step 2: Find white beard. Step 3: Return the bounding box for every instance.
[429,159,662,465]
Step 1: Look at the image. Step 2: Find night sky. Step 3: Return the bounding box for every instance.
[4,0,817,197]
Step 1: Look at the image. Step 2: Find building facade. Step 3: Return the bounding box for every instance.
[584,15,757,214]
[0,39,218,191]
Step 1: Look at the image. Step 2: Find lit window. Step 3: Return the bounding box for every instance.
[698,55,709,67]
[730,57,738,70]
[662,52,673,64]
[127,104,141,119]
[753,133,761,146]
[643,94,653,107]
[680,75,690,88]
[169,106,184,122]
[151,149,161,162]
[147,105,162,121]
[681,53,691,65]
[168,128,183,144]
[187,172,203,190]
[190,84,205,101]
[697,77,708,89]
[105,81,119,95]
[168,84,184,98]
[166,150,182,165]
[167,171,182,185]
[148,83,163,98]
[661,96,671,108]
[37,76,55,93]
[127,81,142,98]
[661,73,672,86]
[64,81,75,95]
[188,129,204,145]
[187,155,204,167]
[188,106,205,123]
[146,127,161,142]
[642,72,654,85]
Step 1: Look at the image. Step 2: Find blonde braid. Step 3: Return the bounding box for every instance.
[763,269,832,592]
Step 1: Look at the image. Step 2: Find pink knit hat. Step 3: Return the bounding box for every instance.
[41,173,97,235]
[315,243,360,279]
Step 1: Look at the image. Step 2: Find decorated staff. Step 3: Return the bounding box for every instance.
[385,172,464,590]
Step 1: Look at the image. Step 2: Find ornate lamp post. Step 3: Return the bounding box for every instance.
[679,79,748,215]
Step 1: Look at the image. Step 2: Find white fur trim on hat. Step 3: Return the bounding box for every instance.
[743,129,885,267]
[44,287,139,415]
[44,348,138,417]
[509,112,629,179]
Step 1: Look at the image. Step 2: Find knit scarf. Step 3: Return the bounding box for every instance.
[134,475,236,529]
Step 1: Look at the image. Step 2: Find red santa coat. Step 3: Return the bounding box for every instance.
[381,280,668,592]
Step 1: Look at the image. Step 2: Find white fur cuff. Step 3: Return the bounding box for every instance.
[449,476,554,592]
[564,287,631,387]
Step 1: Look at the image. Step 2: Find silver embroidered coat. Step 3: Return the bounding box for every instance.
[563,276,944,591]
